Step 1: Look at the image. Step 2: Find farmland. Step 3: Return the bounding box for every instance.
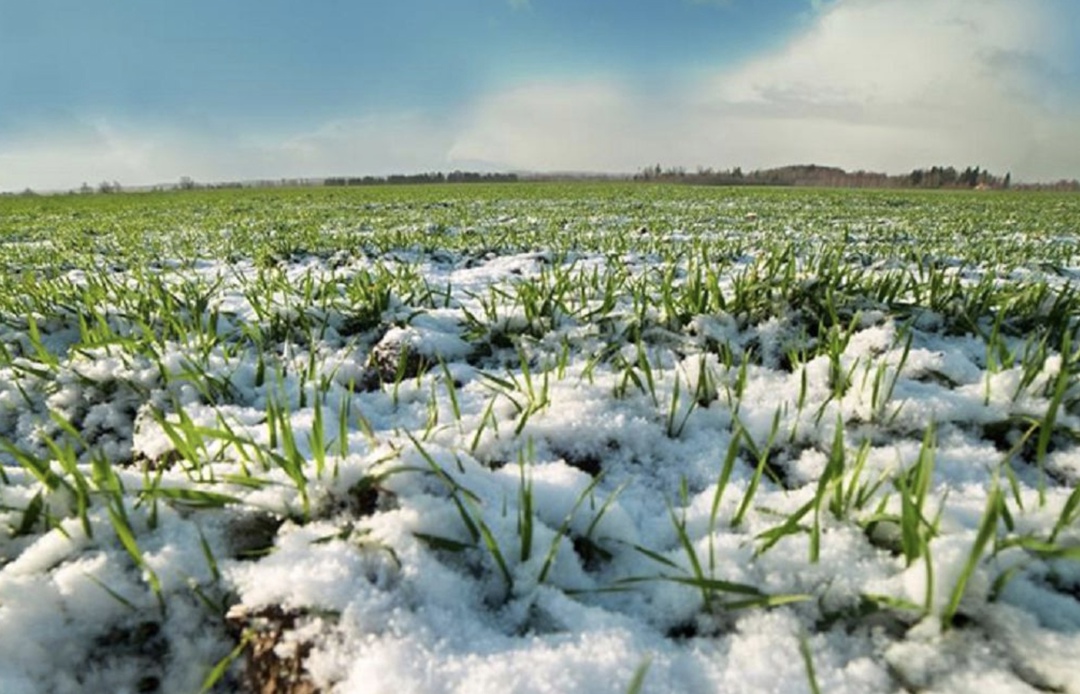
[2,183,1080,693]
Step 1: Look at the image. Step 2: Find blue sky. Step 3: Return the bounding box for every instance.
[1,0,1078,191]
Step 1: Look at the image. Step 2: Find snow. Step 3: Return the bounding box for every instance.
[2,190,1080,693]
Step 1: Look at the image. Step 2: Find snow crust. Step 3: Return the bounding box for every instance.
[2,192,1080,693]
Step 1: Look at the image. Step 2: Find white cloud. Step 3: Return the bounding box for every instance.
[451,0,1080,181]
[688,0,1080,179]
[448,81,671,172]
[705,0,1050,118]
[0,123,181,192]
[272,113,457,176]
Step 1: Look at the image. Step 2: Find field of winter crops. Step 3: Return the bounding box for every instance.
[2,183,1080,693]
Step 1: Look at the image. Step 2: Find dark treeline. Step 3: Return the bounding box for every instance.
[11,165,1078,197]
[325,171,519,186]
[634,164,1080,191]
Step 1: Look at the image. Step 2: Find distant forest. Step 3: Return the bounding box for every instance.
[14,164,1079,197]
[324,171,519,186]
[632,163,1080,191]
[324,164,1080,191]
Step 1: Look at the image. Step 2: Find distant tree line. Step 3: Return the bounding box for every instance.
[173,176,315,191]
[634,163,1080,191]
[71,180,125,194]
[9,165,1078,197]
[44,172,518,195]
[324,171,519,186]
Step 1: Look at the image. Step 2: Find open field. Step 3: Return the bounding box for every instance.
[2,183,1080,693]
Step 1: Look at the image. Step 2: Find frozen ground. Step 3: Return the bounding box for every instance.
[1,187,1079,693]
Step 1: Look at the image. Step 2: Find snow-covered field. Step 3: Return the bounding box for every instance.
[2,185,1080,693]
